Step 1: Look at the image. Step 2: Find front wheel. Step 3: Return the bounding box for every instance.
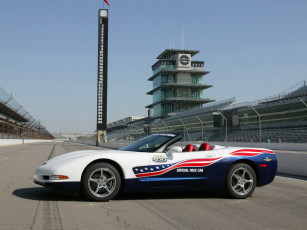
[225,163,256,199]
[81,162,121,202]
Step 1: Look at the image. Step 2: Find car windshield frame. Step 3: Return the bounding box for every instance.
[120,134,180,152]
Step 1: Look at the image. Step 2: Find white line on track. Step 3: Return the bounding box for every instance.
[0,157,8,162]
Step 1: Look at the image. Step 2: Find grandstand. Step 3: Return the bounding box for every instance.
[0,87,53,140]
[107,81,307,143]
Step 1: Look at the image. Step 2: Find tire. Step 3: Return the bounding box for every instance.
[81,162,121,202]
[225,163,256,199]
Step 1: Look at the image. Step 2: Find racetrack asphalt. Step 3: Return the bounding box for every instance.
[0,142,306,230]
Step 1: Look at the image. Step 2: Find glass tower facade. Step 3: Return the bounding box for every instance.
[146,49,214,117]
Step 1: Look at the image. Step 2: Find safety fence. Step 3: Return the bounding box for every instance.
[0,86,53,139]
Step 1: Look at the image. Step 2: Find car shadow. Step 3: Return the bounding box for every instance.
[12,187,84,202]
[13,187,228,202]
[276,173,307,181]
[115,191,227,201]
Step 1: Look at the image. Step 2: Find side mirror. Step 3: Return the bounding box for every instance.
[166,146,182,156]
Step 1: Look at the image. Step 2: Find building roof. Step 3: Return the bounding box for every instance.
[157,49,200,59]
[145,98,215,109]
[148,69,210,81]
[146,83,213,95]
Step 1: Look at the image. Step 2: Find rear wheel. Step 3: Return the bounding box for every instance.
[226,163,256,199]
[81,162,121,202]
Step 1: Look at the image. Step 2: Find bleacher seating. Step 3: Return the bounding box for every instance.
[108,81,307,143]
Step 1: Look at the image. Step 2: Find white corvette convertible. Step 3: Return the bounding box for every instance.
[34,134,277,201]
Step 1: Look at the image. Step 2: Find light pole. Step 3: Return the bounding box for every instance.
[298,97,307,108]
[143,124,150,136]
[214,112,227,142]
[161,120,169,133]
[134,124,143,140]
[179,118,190,141]
[150,123,158,134]
[195,115,204,141]
[250,106,261,143]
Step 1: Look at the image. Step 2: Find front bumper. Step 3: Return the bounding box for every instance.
[34,179,80,191]
[34,163,81,191]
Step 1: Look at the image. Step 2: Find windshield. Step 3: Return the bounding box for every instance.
[120,134,179,152]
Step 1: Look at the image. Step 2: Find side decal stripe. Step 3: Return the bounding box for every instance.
[133,149,275,179]
[136,158,222,178]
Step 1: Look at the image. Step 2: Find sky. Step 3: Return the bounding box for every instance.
[0,0,307,134]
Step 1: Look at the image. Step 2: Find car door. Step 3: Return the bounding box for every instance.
[148,149,222,190]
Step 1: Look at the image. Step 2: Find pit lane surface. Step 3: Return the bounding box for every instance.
[0,142,306,230]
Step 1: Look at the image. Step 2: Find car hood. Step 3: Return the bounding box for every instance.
[46,149,119,164]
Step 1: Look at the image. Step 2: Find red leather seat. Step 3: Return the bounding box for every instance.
[183,144,196,152]
[198,143,210,151]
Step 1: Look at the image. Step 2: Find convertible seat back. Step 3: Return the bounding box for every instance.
[198,143,210,151]
[183,144,196,152]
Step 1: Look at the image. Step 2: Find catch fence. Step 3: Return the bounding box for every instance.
[0,86,53,139]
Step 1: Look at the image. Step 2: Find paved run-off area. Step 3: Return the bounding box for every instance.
[0,142,306,230]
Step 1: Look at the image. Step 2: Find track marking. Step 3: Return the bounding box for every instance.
[32,144,63,230]
[48,145,56,160]
[43,198,63,230]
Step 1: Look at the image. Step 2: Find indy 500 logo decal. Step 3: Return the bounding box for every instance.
[152,155,167,163]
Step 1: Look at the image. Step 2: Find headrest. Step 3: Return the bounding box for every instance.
[199,143,210,151]
[183,144,196,152]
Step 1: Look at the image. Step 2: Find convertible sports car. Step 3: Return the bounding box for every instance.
[34,134,277,201]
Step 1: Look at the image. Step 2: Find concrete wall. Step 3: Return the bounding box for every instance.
[275,151,307,177]
[210,142,307,152]
[0,139,53,147]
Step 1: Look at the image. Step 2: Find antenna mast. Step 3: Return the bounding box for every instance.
[180,26,185,49]
[183,26,185,49]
